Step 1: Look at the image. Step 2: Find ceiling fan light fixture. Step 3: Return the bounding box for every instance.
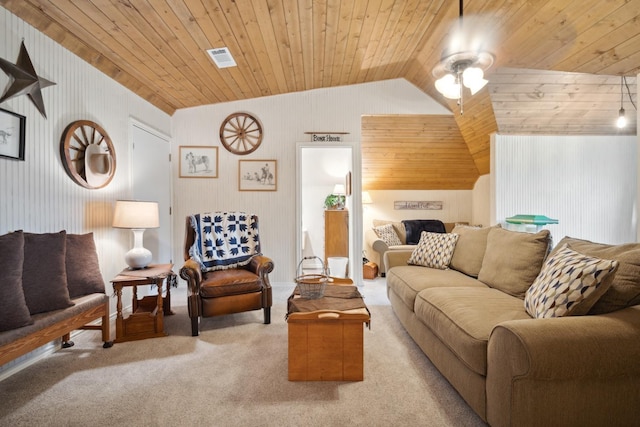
[432,51,494,113]
[435,74,461,100]
[462,67,488,95]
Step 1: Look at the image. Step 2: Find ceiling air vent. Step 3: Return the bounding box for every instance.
[207,47,237,69]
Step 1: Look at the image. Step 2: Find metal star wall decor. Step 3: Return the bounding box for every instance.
[0,41,56,118]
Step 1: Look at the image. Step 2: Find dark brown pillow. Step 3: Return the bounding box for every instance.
[65,233,105,298]
[22,231,74,314]
[0,231,33,332]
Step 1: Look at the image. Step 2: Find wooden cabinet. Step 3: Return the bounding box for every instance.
[324,209,349,265]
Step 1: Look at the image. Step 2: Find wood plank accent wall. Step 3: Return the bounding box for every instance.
[361,115,480,190]
[490,68,637,135]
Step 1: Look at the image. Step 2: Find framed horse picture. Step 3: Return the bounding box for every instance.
[239,159,277,191]
[179,146,218,178]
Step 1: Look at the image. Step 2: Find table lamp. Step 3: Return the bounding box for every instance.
[333,184,346,210]
[112,200,159,269]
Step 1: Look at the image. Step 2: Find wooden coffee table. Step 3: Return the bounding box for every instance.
[287,283,370,381]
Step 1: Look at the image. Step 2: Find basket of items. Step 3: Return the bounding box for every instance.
[294,256,329,299]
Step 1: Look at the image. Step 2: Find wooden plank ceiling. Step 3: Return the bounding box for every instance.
[1,0,638,190]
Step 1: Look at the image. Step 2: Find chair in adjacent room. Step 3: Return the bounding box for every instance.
[180,212,274,336]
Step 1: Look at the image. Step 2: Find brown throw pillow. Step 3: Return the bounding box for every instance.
[0,231,33,332]
[22,231,74,314]
[449,224,501,277]
[65,233,105,298]
[477,227,551,299]
[552,236,640,314]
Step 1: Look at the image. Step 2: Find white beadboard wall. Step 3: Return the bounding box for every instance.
[0,9,170,374]
[491,134,638,245]
[171,79,453,282]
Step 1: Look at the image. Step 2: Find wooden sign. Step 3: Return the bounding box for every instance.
[304,131,349,142]
[394,201,443,210]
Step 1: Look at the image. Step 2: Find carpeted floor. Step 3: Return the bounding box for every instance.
[0,278,486,427]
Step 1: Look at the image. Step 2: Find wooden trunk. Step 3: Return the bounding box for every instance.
[287,309,369,381]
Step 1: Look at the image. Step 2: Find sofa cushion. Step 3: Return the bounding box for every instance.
[478,228,551,299]
[402,219,446,245]
[22,231,74,315]
[552,236,640,314]
[65,233,105,298]
[0,231,33,332]
[373,223,403,246]
[414,287,531,376]
[450,224,500,278]
[525,244,619,318]
[408,231,459,269]
[386,266,487,312]
[373,219,406,244]
[200,269,262,298]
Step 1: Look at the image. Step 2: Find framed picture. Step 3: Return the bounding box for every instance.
[0,108,26,161]
[179,146,218,178]
[239,159,277,191]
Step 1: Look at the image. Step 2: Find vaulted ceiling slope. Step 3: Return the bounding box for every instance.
[2,0,638,181]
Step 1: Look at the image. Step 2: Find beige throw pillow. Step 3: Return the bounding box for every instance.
[524,244,618,318]
[477,227,551,298]
[449,224,501,277]
[552,236,640,314]
[373,223,403,246]
[372,219,406,244]
[408,232,459,270]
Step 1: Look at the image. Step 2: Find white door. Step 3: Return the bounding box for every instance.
[131,121,172,265]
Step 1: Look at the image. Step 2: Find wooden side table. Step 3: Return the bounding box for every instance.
[111,263,174,343]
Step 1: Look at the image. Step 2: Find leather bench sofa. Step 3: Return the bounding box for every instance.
[0,230,111,368]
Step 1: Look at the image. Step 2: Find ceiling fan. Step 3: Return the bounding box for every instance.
[432,0,496,114]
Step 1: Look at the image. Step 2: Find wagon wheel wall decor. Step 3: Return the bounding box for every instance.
[219,112,263,155]
[60,120,116,189]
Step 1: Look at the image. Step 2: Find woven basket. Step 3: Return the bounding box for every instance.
[295,256,328,299]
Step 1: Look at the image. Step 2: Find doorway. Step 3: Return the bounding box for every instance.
[296,143,363,284]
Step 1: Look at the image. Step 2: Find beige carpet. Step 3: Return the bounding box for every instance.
[0,279,486,427]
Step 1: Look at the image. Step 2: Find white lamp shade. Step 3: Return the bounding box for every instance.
[462,67,488,95]
[112,200,159,229]
[333,184,346,195]
[113,200,159,269]
[362,191,373,204]
[435,74,460,99]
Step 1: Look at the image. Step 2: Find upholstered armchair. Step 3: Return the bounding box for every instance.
[179,212,274,336]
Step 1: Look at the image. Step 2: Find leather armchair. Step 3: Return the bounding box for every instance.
[179,215,274,336]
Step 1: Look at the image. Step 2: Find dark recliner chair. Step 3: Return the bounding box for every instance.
[179,214,274,336]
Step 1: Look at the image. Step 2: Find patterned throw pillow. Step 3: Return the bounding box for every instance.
[524,244,619,318]
[408,231,459,270]
[373,223,403,246]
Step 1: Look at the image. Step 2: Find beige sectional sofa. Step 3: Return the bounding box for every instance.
[364,219,461,276]
[385,225,640,427]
